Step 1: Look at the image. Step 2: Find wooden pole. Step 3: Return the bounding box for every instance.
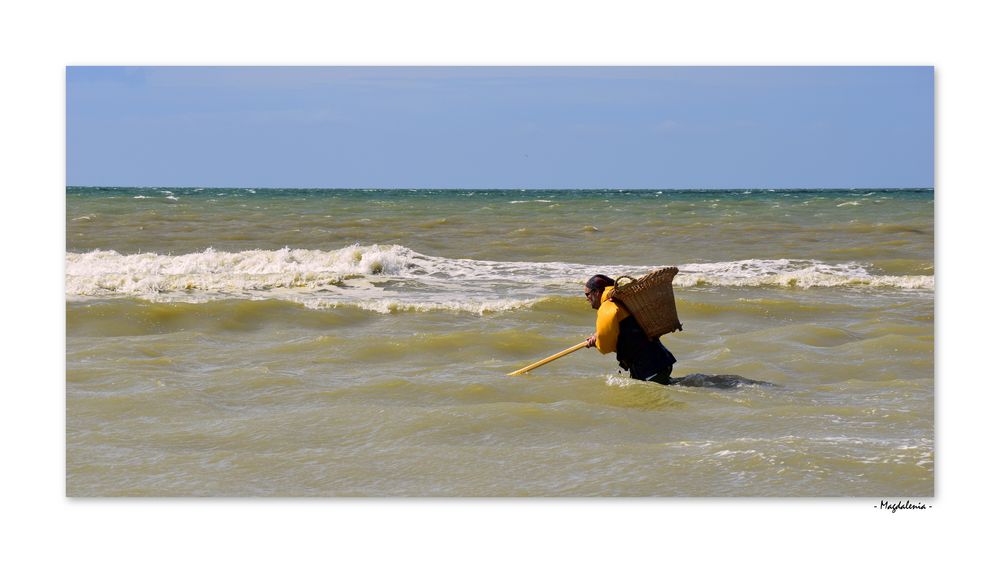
[506,341,589,376]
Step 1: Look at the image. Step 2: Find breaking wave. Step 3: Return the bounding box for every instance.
[65,244,933,309]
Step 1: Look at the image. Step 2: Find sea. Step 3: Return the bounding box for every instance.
[66,187,934,496]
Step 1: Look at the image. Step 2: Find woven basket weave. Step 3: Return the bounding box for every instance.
[610,267,683,340]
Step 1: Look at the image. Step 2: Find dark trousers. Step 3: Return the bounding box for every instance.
[636,364,673,386]
[616,316,676,385]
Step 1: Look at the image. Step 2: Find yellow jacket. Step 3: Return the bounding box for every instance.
[595,286,631,354]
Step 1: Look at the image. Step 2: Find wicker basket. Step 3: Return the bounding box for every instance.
[610,267,683,340]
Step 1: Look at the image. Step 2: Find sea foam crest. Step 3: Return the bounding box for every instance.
[65,244,414,295]
[65,245,934,307]
[674,259,934,290]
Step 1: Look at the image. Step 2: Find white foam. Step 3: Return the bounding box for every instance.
[605,373,640,387]
[674,259,934,290]
[65,245,934,308]
[299,297,542,315]
[65,245,416,299]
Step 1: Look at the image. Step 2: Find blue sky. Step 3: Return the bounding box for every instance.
[66,66,933,189]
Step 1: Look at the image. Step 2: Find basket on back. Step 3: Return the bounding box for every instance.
[610,267,682,340]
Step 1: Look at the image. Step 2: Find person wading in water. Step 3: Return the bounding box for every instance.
[583,274,677,385]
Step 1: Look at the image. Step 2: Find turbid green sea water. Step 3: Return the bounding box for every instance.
[66,187,933,496]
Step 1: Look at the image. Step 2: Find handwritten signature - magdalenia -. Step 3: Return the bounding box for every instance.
[876,500,931,513]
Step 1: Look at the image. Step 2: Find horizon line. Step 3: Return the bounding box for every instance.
[66,185,935,191]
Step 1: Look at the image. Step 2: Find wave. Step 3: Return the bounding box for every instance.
[66,245,412,293]
[674,259,933,290]
[65,244,933,307]
[65,297,548,336]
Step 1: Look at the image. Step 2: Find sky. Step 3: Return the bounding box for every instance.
[66,66,934,189]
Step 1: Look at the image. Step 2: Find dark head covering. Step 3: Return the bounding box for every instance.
[585,274,615,292]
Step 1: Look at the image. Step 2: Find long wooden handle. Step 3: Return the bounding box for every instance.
[506,341,589,376]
